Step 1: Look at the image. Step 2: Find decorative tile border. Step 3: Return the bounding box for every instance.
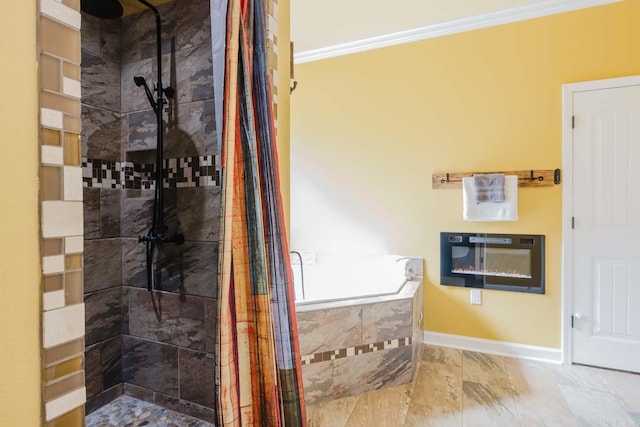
[82,155,220,190]
[38,0,87,423]
[300,336,412,366]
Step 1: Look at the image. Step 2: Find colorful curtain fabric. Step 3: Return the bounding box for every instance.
[215,0,306,425]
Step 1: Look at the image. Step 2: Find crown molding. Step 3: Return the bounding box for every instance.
[294,0,622,64]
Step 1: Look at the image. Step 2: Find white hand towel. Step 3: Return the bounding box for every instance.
[463,175,518,221]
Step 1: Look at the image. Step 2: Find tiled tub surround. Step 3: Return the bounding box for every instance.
[296,257,424,405]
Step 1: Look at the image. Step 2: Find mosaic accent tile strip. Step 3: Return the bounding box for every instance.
[300,336,412,366]
[82,155,220,189]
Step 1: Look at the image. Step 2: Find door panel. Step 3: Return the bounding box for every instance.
[572,84,640,373]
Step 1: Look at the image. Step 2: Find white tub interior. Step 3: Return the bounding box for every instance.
[291,252,420,303]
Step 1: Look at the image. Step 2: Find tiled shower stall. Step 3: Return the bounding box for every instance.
[37,0,281,424]
[81,0,220,421]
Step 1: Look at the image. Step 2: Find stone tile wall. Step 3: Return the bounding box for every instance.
[118,6,219,422]
[81,9,125,414]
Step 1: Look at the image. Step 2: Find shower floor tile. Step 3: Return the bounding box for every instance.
[86,395,215,427]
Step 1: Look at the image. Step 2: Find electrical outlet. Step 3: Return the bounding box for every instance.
[470,289,482,305]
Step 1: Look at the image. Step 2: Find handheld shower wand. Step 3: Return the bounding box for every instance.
[133,76,156,111]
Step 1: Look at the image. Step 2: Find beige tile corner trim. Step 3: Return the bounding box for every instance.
[42,145,64,165]
[41,107,64,129]
[63,166,83,201]
[40,0,81,30]
[43,290,66,311]
[41,201,83,238]
[62,77,82,99]
[44,386,86,421]
[43,303,85,348]
[42,255,65,275]
[64,236,83,254]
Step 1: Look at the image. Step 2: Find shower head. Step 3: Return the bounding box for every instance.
[81,0,124,19]
[133,76,147,87]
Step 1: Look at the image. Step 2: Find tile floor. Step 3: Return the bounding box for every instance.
[85,345,640,426]
[306,344,640,427]
[85,395,214,427]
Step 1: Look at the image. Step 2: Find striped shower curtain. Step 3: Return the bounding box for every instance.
[212,0,306,425]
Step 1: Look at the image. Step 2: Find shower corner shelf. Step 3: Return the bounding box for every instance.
[432,169,561,189]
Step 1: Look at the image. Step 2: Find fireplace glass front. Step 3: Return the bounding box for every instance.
[441,233,545,294]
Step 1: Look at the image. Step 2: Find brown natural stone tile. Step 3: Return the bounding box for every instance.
[44,274,64,292]
[41,54,61,92]
[42,91,81,116]
[63,60,80,81]
[63,114,81,133]
[346,382,413,426]
[63,133,81,166]
[404,361,462,426]
[46,406,84,427]
[41,166,62,200]
[42,128,62,146]
[43,239,63,256]
[65,253,82,271]
[44,339,85,366]
[44,371,84,401]
[43,356,83,382]
[65,271,83,305]
[462,350,510,388]
[40,16,80,63]
[423,344,462,368]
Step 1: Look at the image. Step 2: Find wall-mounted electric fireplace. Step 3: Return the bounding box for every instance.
[440,232,545,294]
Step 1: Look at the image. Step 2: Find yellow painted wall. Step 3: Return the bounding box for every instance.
[0,1,42,425]
[290,1,640,348]
[277,0,291,232]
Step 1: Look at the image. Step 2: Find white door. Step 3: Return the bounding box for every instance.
[571,82,640,373]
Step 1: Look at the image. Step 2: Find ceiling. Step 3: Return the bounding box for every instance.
[291,0,548,53]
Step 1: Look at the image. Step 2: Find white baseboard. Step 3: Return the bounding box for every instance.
[424,331,562,364]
